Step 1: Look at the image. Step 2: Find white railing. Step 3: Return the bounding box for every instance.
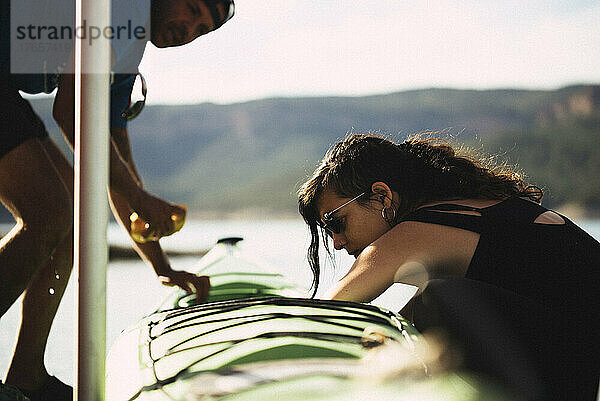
[74,0,110,399]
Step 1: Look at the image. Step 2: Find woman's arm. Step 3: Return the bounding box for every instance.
[324,221,477,302]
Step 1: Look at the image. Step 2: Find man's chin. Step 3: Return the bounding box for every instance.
[151,37,193,48]
[150,31,171,48]
[150,35,164,48]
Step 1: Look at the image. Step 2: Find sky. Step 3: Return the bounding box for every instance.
[139,0,600,105]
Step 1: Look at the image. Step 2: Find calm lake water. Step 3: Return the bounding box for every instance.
[1,218,599,385]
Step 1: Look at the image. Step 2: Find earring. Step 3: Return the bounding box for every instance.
[381,207,396,225]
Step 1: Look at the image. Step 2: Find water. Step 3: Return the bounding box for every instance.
[0,218,352,384]
[1,218,599,385]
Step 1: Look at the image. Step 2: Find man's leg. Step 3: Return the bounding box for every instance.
[3,138,74,393]
[0,138,72,315]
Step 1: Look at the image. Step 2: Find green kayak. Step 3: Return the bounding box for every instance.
[106,237,511,401]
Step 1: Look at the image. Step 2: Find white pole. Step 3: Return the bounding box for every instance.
[74,0,111,399]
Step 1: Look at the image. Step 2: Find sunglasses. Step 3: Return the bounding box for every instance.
[121,72,147,121]
[319,192,366,237]
[206,0,235,31]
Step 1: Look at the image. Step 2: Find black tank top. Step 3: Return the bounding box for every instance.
[401,197,600,317]
[402,197,600,400]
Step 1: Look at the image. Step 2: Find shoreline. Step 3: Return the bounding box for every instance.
[1,207,599,227]
[109,244,208,261]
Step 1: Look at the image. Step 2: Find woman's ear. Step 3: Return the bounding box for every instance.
[370,181,393,207]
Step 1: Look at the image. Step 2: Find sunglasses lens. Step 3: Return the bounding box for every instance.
[208,0,235,30]
[321,217,343,237]
[225,1,235,22]
[122,100,145,121]
[329,219,343,234]
[121,73,147,121]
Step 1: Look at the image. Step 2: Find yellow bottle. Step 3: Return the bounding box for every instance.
[129,206,186,243]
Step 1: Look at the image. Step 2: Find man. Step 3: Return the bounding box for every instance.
[0,0,234,399]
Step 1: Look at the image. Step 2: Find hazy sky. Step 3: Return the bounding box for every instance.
[139,0,600,105]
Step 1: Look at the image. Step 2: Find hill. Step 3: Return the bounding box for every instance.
[2,84,598,221]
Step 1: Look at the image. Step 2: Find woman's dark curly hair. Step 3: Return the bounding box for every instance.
[298,132,542,297]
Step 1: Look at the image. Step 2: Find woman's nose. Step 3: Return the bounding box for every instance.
[332,233,347,250]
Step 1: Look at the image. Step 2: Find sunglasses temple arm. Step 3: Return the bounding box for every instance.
[326,192,366,218]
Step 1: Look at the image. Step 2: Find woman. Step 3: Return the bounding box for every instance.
[298,133,599,401]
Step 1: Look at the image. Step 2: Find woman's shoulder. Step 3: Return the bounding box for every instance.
[377,213,481,280]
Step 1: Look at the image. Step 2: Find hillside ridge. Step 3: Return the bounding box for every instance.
[1,84,596,222]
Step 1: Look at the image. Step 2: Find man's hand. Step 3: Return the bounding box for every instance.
[158,270,210,303]
[131,189,186,239]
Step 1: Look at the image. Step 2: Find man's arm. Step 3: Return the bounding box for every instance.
[108,126,171,272]
[108,129,209,302]
[53,73,209,302]
[53,72,180,235]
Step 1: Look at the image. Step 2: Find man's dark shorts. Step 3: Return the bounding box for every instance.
[0,78,49,159]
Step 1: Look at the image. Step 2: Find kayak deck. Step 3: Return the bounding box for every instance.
[107,238,511,401]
